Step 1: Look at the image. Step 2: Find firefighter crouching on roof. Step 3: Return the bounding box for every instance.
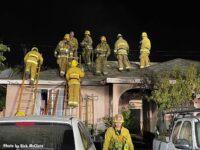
[95,36,111,75]
[24,47,43,84]
[66,60,85,107]
[81,30,93,68]
[139,32,151,69]
[114,34,131,71]
[54,33,71,77]
[103,114,134,150]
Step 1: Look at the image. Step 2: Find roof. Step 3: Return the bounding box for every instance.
[0,58,200,85]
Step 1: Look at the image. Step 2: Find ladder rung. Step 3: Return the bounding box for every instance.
[21,92,34,94]
[24,85,34,88]
[18,106,31,108]
[17,99,33,102]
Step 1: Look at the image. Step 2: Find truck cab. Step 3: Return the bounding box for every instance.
[153,109,200,150]
[0,116,96,150]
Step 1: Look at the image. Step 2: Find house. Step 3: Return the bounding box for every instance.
[0,58,200,134]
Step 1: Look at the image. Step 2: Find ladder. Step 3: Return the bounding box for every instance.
[45,89,59,116]
[16,64,41,116]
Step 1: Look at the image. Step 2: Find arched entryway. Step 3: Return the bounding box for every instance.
[118,89,151,135]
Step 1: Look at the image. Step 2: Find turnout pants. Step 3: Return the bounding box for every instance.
[68,83,80,107]
[117,54,131,70]
[25,62,37,81]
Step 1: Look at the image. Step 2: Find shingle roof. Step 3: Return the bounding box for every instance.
[1,58,200,85]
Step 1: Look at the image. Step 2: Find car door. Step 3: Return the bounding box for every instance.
[168,121,182,150]
[168,120,193,150]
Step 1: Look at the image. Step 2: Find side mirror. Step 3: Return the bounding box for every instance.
[175,139,192,149]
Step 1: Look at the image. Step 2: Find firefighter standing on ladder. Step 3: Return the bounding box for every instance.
[66,60,85,107]
[103,114,134,150]
[24,47,43,84]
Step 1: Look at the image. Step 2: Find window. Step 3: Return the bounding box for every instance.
[0,122,75,150]
[78,122,93,150]
[179,121,192,145]
[172,121,182,143]
[195,122,200,148]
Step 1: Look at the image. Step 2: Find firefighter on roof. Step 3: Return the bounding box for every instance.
[66,60,84,107]
[24,47,43,84]
[95,36,111,75]
[54,33,71,76]
[69,31,79,58]
[114,34,131,71]
[81,30,93,70]
[0,41,10,67]
[139,32,151,69]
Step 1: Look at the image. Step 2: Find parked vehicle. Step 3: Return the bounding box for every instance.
[153,108,200,150]
[0,116,96,150]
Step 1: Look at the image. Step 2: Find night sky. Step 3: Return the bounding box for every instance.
[0,0,199,67]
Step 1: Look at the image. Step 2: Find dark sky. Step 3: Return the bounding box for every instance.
[0,0,199,67]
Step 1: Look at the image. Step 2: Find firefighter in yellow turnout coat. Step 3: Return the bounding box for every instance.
[24,47,43,84]
[55,34,71,76]
[139,32,151,69]
[81,30,93,66]
[95,36,111,75]
[103,114,134,150]
[69,31,78,58]
[66,60,85,107]
[114,34,131,71]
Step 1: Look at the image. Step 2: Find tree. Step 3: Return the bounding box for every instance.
[149,64,200,110]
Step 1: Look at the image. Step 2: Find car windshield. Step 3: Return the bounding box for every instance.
[0,122,75,150]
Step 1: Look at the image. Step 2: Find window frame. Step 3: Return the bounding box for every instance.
[78,122,93,150]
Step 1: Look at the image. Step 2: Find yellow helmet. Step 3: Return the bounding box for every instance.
[142,32,147,37]
[113,114,124,123]
[101,36,106,41]
[71,59,78,67]
[64,34,70,40]
[15,111,26,116]
[31,47,38,52]
[85,30,91,35]
[117,33,122,38]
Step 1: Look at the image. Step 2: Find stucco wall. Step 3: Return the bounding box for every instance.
[6,85,21,116]
[81,85,110,125]
[5,84,110,126]
[113,84,137,115]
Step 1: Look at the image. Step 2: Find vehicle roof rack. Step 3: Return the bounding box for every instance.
[163,107,200,115]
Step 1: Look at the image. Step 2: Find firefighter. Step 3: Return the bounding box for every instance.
[24,47,43,84]
[54,33,71,76]
[95,36,111,75]
[80,30,93,69]
[66,60,85,107]
[139,32,151,69]
[103,114,134,150]
[69,31,78,58]
[0,41,10,67]
[114,34,131,71]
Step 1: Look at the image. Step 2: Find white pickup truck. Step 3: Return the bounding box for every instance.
[153,115,200,150]
[0,116,96,150]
